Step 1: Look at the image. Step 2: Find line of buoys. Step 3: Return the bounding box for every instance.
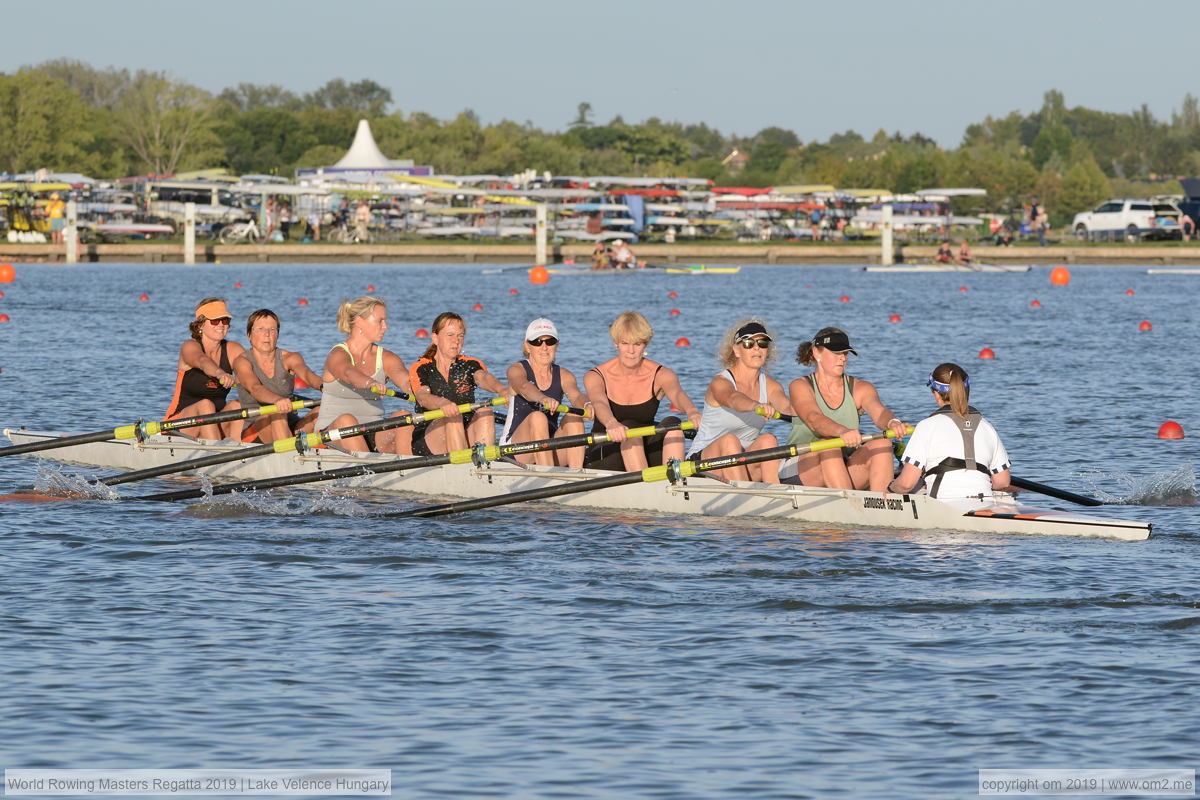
[1030,299,1041,308]
[1139,320,1152,332]
[675,337,691,347]
[888,314,901,323]
[1158,421,1185,439]
[139,294,150,302]
[0,263,14,283]
[472,302,484,311]
[415,328,429,338]
[1050,266,1071,285]
[669,308,681,317]
[529,266,549,285]
[298,298,309,306]
[978,347,995,359]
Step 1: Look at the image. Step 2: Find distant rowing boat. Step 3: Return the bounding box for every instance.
[545,264,742,276]
[862,262,1032,273]
[1146,268,1200,274]
[2,428,1150,540]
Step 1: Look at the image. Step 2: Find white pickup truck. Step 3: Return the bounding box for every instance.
[1072,198,1182,241]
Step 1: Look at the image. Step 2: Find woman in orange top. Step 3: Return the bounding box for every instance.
[164,298,245,440]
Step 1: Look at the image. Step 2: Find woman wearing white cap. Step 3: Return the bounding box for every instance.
[687,318,792,483]
[500,318,592,467]
[164,297,245,440]
[786,326,907,491]
[887,363,1011,500]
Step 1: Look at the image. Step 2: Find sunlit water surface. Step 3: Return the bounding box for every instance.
[1,263,1196,798]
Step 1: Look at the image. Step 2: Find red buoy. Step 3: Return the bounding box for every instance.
[978,347,995,359]
[958,286,969,293]
[294,377,309,390]
[889,314,901,323]
[298,298,309,306]
[233,281,243,288]
[675,337,691,347]
[0,314,9,323]
[367,285,376,292]
[563,258,575,266]
[529,266,549,285]
[415,328,429,338]
[1030,299,1041,308]
[804,284,813,289]
[0,290,5,298]
[139,293,149,302]
[1050,266,1071,286]
[839,295,850,303]
[669,308,681,317]
[1125,289,1135,296]
[1157,421,1185,439]
[508,288,519,295]
[667,291,678,298]
[472,302,484,311]
[1139,320,1152,332]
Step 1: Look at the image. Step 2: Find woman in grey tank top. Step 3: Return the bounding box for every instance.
[232,309,324,443]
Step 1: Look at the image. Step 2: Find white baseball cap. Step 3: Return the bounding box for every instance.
[525,318,559,341]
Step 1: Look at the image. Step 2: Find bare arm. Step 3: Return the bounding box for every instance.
[473,367,507,396]
[655,366,702,429]
[788,377,861,445]
[557,367,592,418]
[991,468,1011,491]
[584,368,625,441]
[382,350,411,395]
[180,340,236,388]
[325,347,385,395]
[888,463,923,494]
[233,353,288,406]
[282,350,323,392]
[855,378,908,439]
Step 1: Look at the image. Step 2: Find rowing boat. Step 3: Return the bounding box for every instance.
[663,265,741,274]
[862,263,1033,273]
[2,428,1150,540]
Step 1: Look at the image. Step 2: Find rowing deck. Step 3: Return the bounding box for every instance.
[3,429,1151,540]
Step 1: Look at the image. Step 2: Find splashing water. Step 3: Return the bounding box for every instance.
[1081,464,1197,506]
[179,480,374,518]
[33,465,119,500]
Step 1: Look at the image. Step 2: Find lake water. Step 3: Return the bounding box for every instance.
[1,262,1197,799]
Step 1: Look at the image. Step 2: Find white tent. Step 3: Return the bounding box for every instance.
[334,120,407,169]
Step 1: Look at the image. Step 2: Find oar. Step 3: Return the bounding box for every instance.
[137,413,675,503]
[480,263,541,275]
[98,398,506,487]
[1009,476,1104,506]
[393,428,910,518]
[0,399,320,459]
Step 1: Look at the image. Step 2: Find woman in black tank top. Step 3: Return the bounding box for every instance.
[583,311,701,471]
[164,298,245,440]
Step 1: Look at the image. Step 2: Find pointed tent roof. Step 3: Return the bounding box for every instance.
[334,120,396,169]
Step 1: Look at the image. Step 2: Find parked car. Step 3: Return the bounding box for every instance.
[1072,198,1182,242]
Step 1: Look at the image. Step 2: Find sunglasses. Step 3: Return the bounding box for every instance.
[527,337,559,347]
[206,317,231,326]
[738,337,771,349]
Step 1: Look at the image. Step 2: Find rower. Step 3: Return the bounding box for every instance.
[164,298,245,441]
[888,363,1012,499]
[232,308,324,443]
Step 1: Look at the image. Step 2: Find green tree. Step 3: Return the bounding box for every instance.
[0,71,94,173]
[304,79,391,115]
[1058,155,1111,218]
[114,71,221,174]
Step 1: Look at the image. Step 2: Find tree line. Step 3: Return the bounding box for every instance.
[4,61,1200,224]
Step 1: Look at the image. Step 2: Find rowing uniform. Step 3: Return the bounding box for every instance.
[165,340,232,418]
[686,370,768,457]
[900,405,1010,499]
[409,354,487,456]
[313,343,384,432]
[499,360,563,446]
[584,364,679,471]
[786,374,859,448]
[236,350,297,442]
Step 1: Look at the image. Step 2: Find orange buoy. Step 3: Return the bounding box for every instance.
[139,293,150,302]
[1050,266,1071,285]
[958,286,969,293]
[0,264,13,283]
[298,298,309,306]
[1139,320,1152,332]
[0,290,5,298]
[0,314,9,323]
[839,295,850,303]
[1030,299,1041,308]
[367,285,376,292]
[294,377,309,390]
[669,308,681,317]
[1157,421,1185,439]
[889,314,901,323]
[978,347,995,359]
[415,328,429,338]
[472,302,484,311]
[233,281,243,288]
[669,403,681,412]
[508,288,519,295]
[667,291,678,298]
[675,337,691,347]
[1125,289,1135,296]
[529,265,550,284]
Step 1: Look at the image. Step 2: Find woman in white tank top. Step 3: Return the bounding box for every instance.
[687,319,792,483]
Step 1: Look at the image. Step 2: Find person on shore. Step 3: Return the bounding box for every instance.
[409,312,507,455]
[784,327,908,491]
[612,239,636,268]
[354,200,371,243]
[312,296,413,454]
[935,240,954,264]
[47,192,67,245]
[232,309,324,443]
[888,363,1011,500]
[584,311,702,471]
[1182,213,1196,242]
[809,207,822,241]
[164,298,245,441]
[500,318,592,467]
[687,319,792,483]
[592,241,612,269]
[957,240,973,266]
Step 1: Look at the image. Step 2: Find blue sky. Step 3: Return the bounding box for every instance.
[7,0,1198,148]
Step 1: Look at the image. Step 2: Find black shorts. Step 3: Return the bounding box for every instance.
[584,416,680,471]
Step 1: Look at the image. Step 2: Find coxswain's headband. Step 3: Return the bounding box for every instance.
[927,373,969,394]
[196,300,233,321]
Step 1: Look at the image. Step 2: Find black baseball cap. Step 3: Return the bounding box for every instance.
[812,330,858,355]
[735,321,771,341]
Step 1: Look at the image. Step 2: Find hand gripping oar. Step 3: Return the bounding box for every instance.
[0,399,320,459]
[1008,476,1104,506]
[98,397,506,487]
[136,410,661,503]
[393,428,910,519]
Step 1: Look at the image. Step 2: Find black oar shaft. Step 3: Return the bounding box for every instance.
[1009,476,1103,507]
[398,470,648,518]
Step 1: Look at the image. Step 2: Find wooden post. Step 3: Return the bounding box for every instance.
[64,200,78,264]
[881,205,894,265]
[184,203,196,264]
[535,203,548,266]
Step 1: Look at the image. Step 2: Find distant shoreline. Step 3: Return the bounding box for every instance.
[4,241,1200,266]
